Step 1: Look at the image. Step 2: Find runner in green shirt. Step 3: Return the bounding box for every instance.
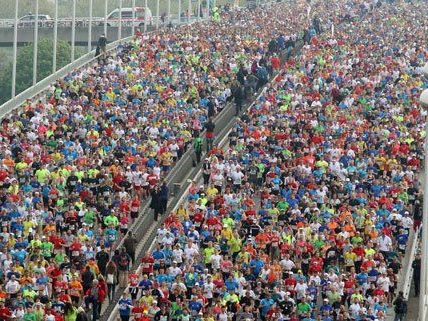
[104,213,119,227]
[297,297,312,315]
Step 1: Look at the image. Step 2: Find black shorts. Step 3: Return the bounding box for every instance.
[131,211,139,219]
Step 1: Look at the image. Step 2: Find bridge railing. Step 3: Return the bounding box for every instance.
[0,13,203,29]
[402,227,420,301]
[0,34,132,120]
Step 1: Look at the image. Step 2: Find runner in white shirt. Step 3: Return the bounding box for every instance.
[400,212,413,230]
[376,273,391,293]
[210,250,222,270]
[377,233,392,252]
[5,275,20,295]
[168,261,182,277]
[203,276,215,301]
[184,243,199,262]
[231,169,244,190]
[169,142,179,160]
[172,245,184,264]
[280,255,296,271]
[295,279,308,300]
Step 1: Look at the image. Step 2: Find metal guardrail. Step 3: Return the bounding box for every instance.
[0,13,206,118]
[403,227,421,301]
[0,14,201,28]
[0,34,132,120]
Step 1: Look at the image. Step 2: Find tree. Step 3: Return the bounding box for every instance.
[0,38,72,104]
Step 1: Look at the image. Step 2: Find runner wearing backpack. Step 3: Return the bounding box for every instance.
[393,291,407,321]
[117,248,131,288]
[193,134,203,165]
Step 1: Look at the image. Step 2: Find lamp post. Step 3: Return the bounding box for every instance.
[419,63,428,321]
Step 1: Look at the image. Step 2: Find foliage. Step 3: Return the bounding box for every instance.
[0,38,75,104]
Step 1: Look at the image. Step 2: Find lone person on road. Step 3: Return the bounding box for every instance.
[98,34,107,59]
[412,253,421,297]
[193,133,203,165]
[204,117,215,152]
[393,291,407,321]
[123,232,137,264]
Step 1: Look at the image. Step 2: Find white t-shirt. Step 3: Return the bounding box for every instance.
[203,282,214,299]
[377,235,392,252]
[377,276,391,292]
[210,254,222,270]
[280,258,295,271]
[6,280,20,294]
[184,246,198,261]
[172,249,183,263]
[231,171,244,185]
[169,143,179,157]
[295,282,308,299]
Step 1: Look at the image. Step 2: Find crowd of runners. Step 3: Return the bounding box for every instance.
[0,1,323,321]
[119,1,427,321]
[0,0,426,321]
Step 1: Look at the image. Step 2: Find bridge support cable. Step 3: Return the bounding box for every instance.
[118,0,122,41]
[11,0,18,98]
[132,0,136,36]
[88,0,93,53]
[104,0,108,38]
[156,0,160,30]
[144,0,148,32]
[71,0,76,62]
[167,0,171,25]
[33,0,39,86]
[53,0,58,72]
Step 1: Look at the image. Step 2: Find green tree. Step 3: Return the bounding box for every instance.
[0,38,72,104]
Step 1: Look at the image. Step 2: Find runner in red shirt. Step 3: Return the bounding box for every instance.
[141,252,154,275]
[0,302,11,321]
